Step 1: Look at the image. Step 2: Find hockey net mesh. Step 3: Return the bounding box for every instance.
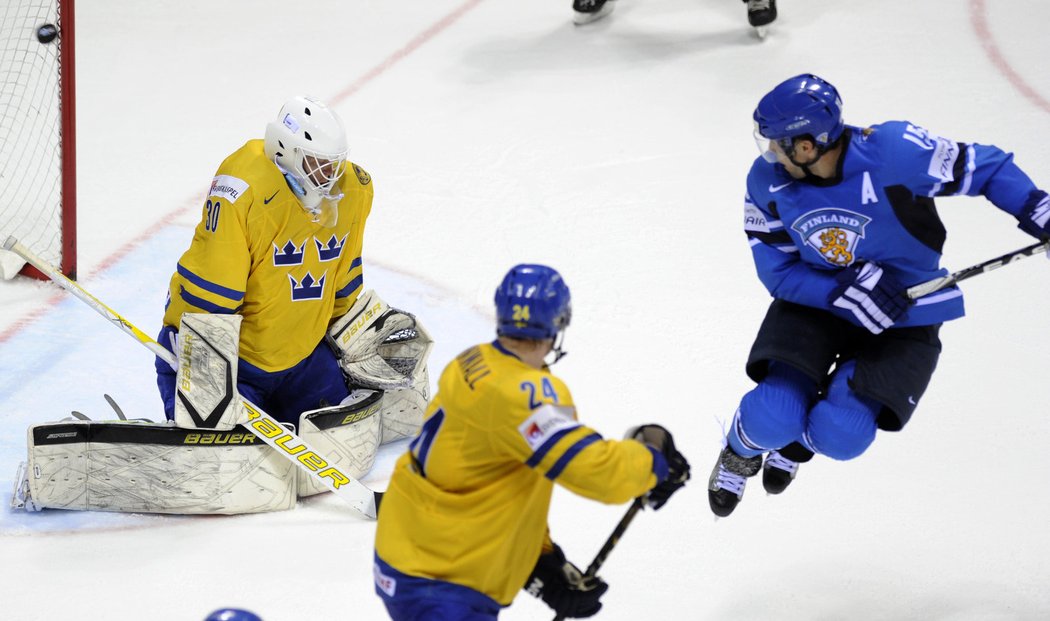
[0,0,65,274]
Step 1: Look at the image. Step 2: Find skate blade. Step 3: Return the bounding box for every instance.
[754,25,769,39]
[573,3,615,25]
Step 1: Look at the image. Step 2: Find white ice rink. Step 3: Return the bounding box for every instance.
[1,1,1048,619]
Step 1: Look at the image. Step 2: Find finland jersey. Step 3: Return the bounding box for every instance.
[374,341,663,606]
[162,139,373,372]
[744,121,1040,327]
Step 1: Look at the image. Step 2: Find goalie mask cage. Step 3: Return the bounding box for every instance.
[0,0,76,279]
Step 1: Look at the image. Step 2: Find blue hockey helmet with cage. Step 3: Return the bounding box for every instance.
[204,610,263,621]
[753,74,845,149]
[494,264,571,340]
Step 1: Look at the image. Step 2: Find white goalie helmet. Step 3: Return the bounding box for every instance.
[263,96,349,219]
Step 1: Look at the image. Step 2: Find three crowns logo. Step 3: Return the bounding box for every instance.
[315,234,348,262]
[273,240,306,266]
[289,272,326,301]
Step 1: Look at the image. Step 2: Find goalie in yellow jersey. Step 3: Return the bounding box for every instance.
[155,96,428,432]
[374,264,691,620]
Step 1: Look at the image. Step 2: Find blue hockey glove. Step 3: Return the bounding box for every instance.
[829,261,910,335]
[1017,190,1050,241]
[154,325,179,421]
[524,543,608,619]
[627,424,690,510]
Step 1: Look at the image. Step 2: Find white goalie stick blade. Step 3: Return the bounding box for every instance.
[3,236,382,520]
[240,399,381,519]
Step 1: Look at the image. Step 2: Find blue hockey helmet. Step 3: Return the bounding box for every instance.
[204,609,262,621]
[753,74,844,158]
[494,264,571,340]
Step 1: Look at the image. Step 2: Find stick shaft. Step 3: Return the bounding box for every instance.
[552,498,645,621]
[4,236,379,519]
[906,241,1049,299]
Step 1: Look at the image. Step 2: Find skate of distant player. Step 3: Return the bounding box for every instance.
[571,0,777,35]
[707,73,1050,517]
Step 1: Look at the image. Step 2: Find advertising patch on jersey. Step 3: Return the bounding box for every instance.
[744,203,771,233]
[374,563,397,597]
[518,404,580,451]
[791,208,871,267]
[209,175,249,203]
[927,137,960,182]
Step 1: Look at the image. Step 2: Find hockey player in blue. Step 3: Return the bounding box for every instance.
[708,73,1050,517]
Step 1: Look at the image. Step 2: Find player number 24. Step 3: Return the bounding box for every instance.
[520,378,559,410]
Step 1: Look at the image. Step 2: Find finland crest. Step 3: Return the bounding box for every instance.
[790,208,871,266]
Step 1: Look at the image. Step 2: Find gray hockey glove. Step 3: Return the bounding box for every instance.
[627,424,690,510]
[524,543,608,619]
[829,261,910,334]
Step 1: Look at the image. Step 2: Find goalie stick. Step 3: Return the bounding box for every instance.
[906,240,1050,300]
[4,235,382,520]
[552,497,646,621]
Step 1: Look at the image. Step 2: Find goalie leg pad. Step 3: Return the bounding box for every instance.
[380,365,429,444]
[21,420,296,514]
[175,313,244,430]
[297,389,383,497]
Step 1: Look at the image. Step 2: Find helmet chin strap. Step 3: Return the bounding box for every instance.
[545,330,569,367]
[787,146,824,172]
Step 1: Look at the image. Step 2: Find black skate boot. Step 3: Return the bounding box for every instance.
[708,446,762,517]
[573,0,615,25]
[762,441,814,495]
[745,0,777,28]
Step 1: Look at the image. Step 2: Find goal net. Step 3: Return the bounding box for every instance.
[0,0,76,280]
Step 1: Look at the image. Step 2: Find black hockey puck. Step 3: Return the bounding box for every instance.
[37,23,58,44]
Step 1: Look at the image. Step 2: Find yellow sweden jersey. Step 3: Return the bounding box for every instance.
[162,139,373,372]
[374,341,660,606]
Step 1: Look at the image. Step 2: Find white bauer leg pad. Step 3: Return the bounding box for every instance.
[380,364,430,444]
[296,389,383,497]
[13,419,296,514]
[175,313,243,430]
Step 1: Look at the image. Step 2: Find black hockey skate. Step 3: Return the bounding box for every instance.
[708,446,762,517]
[762,442,814,495]
[573,0,616,25]
[745,0,777,27]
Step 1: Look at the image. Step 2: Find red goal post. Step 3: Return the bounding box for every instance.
[0,0,76,280]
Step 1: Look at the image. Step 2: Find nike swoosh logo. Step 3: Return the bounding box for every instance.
[907,396,917,405]
[263,190,280,205]
[769,182,793,193]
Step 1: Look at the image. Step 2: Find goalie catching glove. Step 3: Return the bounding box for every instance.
[524,543,608,619]
[627,424,690,510]
[327,290,434,390]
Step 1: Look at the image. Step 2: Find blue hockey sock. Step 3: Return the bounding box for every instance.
[728,362,818,458]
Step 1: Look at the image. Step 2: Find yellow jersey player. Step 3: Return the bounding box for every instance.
[155,96,373,426]
[374,264,691,620]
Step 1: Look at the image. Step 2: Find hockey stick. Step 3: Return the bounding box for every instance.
[3,235,381,520]
[906,240,1050,300]
[552,497,646,621]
